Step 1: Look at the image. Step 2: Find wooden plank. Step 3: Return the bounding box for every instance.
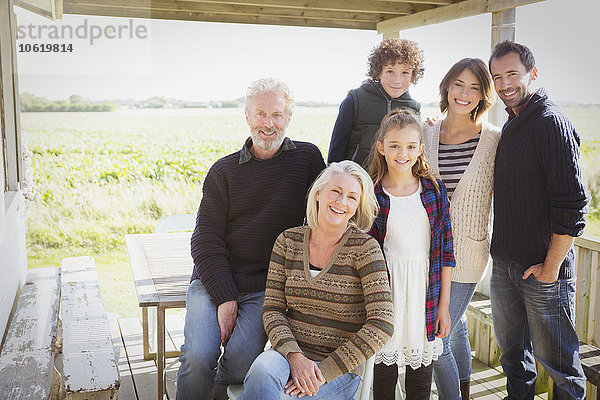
[119,317,160,400]
[588,250,599,345]
[62,4,378,29]
[534,358,551,394]
[126,234,160,306]
[9,0,25,192]
[480,322,491,366]
[586,383,597,400]
[128,233,190,307]
[467,313,476,350]
[594,252,600,348]
[109,319,137,400]
[0,0,21,191]
[384,0,452,4]
[470,360,507,398]
[64,0,431,15]
[61,256,120,397]
[0,267,61,399]
[575,248,592,339]
[377,0,545,33]
[117,317,182,400]
[580,342,600,387]
[576,235,600,253]
[94,1,397,23]
[14,0,62,19]
[467,292,493,326]
[488,332,501,367]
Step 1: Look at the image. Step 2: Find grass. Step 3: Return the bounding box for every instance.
[21,106,600,317]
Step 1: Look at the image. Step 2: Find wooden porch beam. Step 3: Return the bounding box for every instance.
[62,4,379,29]
[378,0,452,4]
[177,0,433,14]
[68,5,385,25]
[377,0,545,33]
[64,0,435,17]
[64,1,394,23]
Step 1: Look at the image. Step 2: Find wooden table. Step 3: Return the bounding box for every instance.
[125,232,193,400]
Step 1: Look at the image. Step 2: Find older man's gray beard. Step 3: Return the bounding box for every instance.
[250,128,286,151]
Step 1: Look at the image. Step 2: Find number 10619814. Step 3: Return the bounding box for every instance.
[19,43,73,52]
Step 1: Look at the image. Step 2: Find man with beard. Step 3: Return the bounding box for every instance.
[176,78,325,400]
[488,41,588,399]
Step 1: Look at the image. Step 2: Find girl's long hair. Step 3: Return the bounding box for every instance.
[366,109,439,192]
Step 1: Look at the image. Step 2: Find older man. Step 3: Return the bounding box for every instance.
[489,41,588,399]
[176,78,325,400]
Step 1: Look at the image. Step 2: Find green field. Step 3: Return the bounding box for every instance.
[20,106,600,318]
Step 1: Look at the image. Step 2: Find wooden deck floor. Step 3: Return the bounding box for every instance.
[109,314,548,400]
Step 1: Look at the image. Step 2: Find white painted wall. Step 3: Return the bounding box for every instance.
[0,191,27,343]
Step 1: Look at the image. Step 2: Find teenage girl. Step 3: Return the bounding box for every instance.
[367,109,455,400]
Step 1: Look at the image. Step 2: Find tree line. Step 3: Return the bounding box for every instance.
[20,94,117,112]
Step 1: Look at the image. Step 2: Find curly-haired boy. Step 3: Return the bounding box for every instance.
[327,39,425,166]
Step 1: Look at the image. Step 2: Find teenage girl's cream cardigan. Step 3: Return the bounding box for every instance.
[423,120,501,283]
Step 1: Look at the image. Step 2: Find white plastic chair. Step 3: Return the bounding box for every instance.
[154,213,196,233]
[226,355,375,400]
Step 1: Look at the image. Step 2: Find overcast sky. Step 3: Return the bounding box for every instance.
[15,0,600,104]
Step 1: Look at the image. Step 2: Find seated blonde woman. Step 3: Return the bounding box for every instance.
[238,160,394,399]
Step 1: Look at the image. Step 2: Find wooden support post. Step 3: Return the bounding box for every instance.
[157,305,166,400]
[489,8,516,127]
[383,31,399,40]
[0,0,23,192]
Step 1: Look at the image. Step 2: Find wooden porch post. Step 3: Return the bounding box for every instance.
[0,0,23,192]
[489,8,516,127]
[473,9,516,298]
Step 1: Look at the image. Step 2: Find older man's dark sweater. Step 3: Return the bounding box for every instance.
[490,88,589,278]
[190,139,325,305]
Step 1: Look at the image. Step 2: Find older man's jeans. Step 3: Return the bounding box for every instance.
[176,279,268,400]
[490,259,586,400]
[238,349,361,400]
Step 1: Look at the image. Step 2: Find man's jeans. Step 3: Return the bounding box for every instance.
[490,259,586,400]
[176,280,268,400]
[433,281,477,400]
[238,349,361,400]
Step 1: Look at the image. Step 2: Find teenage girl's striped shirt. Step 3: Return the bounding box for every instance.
[438,133,480,198]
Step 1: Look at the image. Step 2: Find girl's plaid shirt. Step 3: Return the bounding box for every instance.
[368,177,455,341]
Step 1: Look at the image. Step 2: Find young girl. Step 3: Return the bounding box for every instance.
[367,109,455,400]
[327,39,424,167]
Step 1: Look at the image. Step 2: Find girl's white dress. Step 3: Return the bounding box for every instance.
[375,183,443,369]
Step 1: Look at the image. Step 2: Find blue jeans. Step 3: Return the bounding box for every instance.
[238,349,361,400]
[176,280,268,400]
[433,281,477,400]
[490,259,586,400]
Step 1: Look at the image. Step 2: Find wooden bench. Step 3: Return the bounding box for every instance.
[580,342,600,389]
[0,267,61,399]
[60,256,120,400]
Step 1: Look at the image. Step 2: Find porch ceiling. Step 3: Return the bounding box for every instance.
[59,0,545,33]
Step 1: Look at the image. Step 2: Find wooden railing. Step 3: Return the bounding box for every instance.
[574,235,600,399]
[574,234,600,348]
